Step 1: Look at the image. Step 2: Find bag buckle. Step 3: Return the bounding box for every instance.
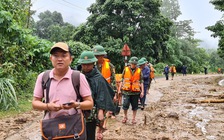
[74,132,80,139]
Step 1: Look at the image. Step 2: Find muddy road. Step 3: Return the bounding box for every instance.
[1,74,224,140]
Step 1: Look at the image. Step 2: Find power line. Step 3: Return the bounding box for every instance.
[51,0,87,12]
[62,0,86,11]
[31,0,55,11]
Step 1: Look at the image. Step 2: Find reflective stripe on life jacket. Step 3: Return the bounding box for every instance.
[101,58,111,83]
[122,67,141,92]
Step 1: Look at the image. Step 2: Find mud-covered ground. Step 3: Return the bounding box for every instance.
[1,74,224,140]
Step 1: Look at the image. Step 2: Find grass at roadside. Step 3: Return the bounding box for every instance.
[0,98,33,119]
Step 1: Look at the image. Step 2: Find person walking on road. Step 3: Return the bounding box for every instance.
[170,64,176,80]
[204,67,208,75]
[164,65,170,80]
[138,58,150,110]
[148,63,155,90]
[78,51,115,140]
[92,45,118,127]
[32,42,94,139]
[118,56,144,124]
[182,65,187,76]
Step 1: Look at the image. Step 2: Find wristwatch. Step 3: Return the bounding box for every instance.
[76,102,81,109]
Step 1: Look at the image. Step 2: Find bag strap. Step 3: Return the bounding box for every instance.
[71,70,81,101]
[42,70,51,116]
[41,70,81,116]
[42,70,51,104]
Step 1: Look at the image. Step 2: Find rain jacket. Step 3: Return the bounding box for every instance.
[84,67,115,112]
[141,65,150,85]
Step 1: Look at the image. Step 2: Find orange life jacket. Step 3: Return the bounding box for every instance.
[170,66,176,73]
[122,67,141,92]
[115,74,122,89]
[104,58,110,62]
[115,74,122,83]
[101,58,111,83]
[150,66,155,79]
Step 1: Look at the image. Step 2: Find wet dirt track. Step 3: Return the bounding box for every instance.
[1,74,224,140]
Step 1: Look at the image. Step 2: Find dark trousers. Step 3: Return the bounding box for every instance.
[165,73,169,80]
[86,119,97,140]
[140,84,148,107]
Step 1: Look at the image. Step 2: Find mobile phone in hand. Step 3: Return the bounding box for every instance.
[63,102,74,106]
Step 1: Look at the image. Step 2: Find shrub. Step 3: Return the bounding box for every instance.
[0,78,18,110]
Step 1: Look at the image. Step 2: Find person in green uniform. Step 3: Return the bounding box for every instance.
[78,51,115,140]
[92,45,118,120]
[118,56,144,124]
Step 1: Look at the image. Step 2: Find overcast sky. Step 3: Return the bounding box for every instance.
[31,0,223,49]
[178,0,222,48]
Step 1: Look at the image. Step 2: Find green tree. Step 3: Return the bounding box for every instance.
[207,49,224,72]
[0,0,31,110]
[161,0,181,21]
[161,0,195,38]
[160,0,210,73]
[206,0,224,59]
[73,0,172,66]
[34,10,76,42]
[0,0,55,110]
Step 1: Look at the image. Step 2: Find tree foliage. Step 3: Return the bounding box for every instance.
[160,0,181,21]
[33,10,76,42]
[0,64,18,110]
[159,0,212,73]
[206,0,224,59]
[0,0,54,110]
[73,0,173,70]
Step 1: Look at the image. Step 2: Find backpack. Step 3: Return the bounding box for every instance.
[164,67,169,73]
[42,70,81,104]
[41,70,91,118]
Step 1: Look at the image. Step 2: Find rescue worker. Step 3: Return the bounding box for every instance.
[138,58,150,110]
[164,65,169,80]
[117,56,144,124]
[92,45,116,89]
[182,65,187,76]
[141,57,152,93]
[218,68,221,74]
[149,63,155,85]
[92,45,117,130]
[78,51,115,140]
[170,64,176,80]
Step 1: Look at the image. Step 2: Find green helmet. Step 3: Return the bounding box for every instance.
[92,45,107,55]
[141,57,148,63]
[137,58,146,66]
[78,51,98,64]
[128,56,138,64]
